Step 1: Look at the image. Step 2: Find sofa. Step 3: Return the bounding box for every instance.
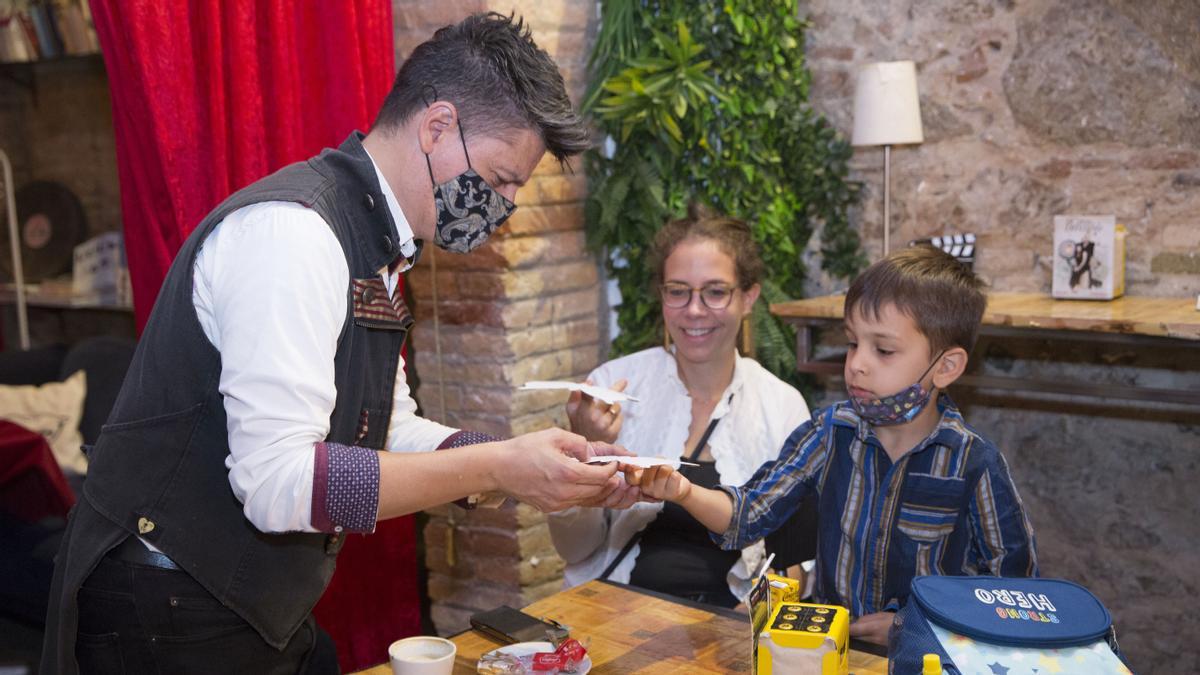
[0,336,136,671]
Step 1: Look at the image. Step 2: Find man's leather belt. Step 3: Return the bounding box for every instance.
[107,536,183,571]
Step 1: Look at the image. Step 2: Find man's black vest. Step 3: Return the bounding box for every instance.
[67,133,411,650]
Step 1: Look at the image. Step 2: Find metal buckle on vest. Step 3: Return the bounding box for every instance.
[325,531,345,555]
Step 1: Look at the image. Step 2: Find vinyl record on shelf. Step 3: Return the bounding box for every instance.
[0,180,87,283]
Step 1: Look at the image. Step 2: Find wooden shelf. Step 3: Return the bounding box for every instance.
[770,292,1200,406]
[0,284,131,312]
[771,292,1200,341]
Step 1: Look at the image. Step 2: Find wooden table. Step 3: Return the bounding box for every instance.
[355,580,889,674]
[771,292,1200,406]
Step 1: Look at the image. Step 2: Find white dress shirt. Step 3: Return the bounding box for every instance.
[191,150,456,534]
[548,346,812,601]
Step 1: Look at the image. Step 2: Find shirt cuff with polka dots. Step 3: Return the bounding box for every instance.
[311,441,380,534]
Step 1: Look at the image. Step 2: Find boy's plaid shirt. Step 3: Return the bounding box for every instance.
[716,395,1038,617]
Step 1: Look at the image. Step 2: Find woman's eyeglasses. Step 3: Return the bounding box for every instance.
[660,283,737,310]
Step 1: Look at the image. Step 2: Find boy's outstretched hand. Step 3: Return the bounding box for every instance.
[621,463,736,535]
[622,464,692,503]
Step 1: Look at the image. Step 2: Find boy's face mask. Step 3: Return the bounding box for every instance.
[423,121,516,254]
[848,351,944,427]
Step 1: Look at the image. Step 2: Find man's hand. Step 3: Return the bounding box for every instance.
[849,611,895,646]
[576,439,633,463]
[565,378,627,443]
[574,440,642,509]
[491,428,621,512]
[622,464,692,503]
[578,478,643,509]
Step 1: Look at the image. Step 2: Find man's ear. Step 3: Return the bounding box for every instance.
[931,346,969,389]
[416,101,459,155]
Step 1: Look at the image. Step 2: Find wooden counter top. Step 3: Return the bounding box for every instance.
[354,580,888,674]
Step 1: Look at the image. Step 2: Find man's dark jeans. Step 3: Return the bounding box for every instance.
[75,549,338,674]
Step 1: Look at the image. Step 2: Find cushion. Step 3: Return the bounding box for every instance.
[0,370,87,474]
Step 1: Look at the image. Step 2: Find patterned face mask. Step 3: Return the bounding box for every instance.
[424,121,517,254]
[848,351,945,427]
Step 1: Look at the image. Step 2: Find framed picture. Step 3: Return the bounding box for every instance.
[1052,215,1126,300]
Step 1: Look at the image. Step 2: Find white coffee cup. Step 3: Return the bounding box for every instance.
[388,636,456,675]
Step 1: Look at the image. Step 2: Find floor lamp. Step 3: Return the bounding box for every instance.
[851,61,924,257]
[1,148,30,350]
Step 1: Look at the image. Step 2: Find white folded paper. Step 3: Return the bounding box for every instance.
[586,455,685,468]
[520,380,639,405]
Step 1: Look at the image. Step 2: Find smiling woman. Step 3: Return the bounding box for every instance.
[654,207,762,372]
[548,204,818,608]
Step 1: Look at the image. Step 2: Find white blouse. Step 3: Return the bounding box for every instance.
[548,346,811,600]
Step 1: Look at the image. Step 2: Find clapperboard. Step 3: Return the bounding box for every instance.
[910,233,975,270]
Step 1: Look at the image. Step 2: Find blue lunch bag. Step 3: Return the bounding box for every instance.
[888,576,1133,674]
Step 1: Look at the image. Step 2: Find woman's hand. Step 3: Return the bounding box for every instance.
[622,464,692,503]
[565,378,627,443]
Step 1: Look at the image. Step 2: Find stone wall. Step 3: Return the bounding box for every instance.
[799,1,1200,672]
[799,0,1200,296]
[390,0,602,634]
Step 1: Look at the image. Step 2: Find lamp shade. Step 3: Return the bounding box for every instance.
[851,61,924,147]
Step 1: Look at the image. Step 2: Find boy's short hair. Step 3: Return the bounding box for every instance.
[372,12,590,162]
[845,245,987,353]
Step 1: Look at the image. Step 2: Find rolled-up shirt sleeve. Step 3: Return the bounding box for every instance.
[196,202,355,534]
[714,413,830,551]
[311,441,380,533]
[198,201,510,535]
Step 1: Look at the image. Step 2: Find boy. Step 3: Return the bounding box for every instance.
[627,245,1038,645]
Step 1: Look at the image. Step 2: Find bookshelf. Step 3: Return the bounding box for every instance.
[0,1,101,64]
[1,3,122,349]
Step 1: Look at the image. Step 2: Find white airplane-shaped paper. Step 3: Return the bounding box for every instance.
[520,380,639,405]
[586,456,698,468]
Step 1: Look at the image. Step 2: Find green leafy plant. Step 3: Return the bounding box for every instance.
[585,0,866,388]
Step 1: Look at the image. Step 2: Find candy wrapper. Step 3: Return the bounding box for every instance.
[477,651,523,675]
[477,639,588,674]
[533,639,586,671]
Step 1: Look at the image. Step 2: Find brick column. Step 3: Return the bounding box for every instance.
[392,0,600,634]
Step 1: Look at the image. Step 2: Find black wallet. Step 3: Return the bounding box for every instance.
[469,605,569,645]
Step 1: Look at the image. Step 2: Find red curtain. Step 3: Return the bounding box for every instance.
[90,1,420,671]
[90,0,394,330]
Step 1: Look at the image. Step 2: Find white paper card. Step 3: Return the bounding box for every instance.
[520,380,639,405]
[586,455,674,467]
